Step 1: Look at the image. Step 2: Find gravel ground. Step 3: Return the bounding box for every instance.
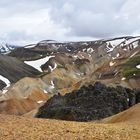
[0,113,139,140]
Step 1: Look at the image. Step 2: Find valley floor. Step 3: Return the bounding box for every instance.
[0,104,140,140]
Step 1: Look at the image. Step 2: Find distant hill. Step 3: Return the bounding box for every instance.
[0,54,41,90]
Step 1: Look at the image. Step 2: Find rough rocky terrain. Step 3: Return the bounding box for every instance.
[36,82,140,121]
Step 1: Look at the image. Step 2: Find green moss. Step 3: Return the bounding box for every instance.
[122,55,140,79]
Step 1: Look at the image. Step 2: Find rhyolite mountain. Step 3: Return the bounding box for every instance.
[0,34,140,139]
[0,36,139,116]
[1,35,140,91]
[8,36,138,60]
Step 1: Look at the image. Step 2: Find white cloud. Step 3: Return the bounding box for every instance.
[47,0,140,38]
[0,8,70,45]
[0,0,140,44]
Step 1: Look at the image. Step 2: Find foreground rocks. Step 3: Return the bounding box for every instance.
[36,82,140,121]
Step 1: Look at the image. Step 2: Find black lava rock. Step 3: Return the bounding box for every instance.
[36,82,139,121]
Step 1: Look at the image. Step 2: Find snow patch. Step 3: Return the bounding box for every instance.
[132,41,139,49]
[24,56,55,71]
[25,44,36,48]
[51,80,54,87]
[87,48,94,53]
[106,42,116,52]
[123,48,127,51]
[116,53,120,57]
[37,100,44,104]
[123,37,140,46]
[66,47,71,52]
[43,90,48,93]
[108,39,125,46]
[112,53,120,60]
[136,64,140,69]
[121,77,126,81]
[83,48,86,52]
[49,63,57,72]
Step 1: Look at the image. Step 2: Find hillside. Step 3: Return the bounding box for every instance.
[0,103,140,140]
[0,36,139,139]
[0,54,41,90]
[102,103,140,124]
[0,36,139,116]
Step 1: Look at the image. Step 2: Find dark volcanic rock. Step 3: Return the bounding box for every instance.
[36,82,140,121]
[0,80,7,90]
[8,47,47,61]
[0,54,41,83]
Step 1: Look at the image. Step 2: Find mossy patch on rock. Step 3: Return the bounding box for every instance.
[122,55,140,79]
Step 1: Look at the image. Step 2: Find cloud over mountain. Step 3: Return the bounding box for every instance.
[0,0,140,44]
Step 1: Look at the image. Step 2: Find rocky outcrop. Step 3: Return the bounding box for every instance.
[36,82,140,121]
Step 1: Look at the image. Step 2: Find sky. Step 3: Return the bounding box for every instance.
[0,0,140,45]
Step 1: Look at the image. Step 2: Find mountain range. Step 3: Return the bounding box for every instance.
[0,36,140,139]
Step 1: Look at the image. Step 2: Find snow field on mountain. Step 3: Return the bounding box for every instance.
[24,56,55,71]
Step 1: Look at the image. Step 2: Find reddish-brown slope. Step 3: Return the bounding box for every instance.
[0,99,39,115]
[0,104,140,139]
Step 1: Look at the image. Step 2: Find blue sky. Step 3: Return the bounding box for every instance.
[0,0,140,45]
